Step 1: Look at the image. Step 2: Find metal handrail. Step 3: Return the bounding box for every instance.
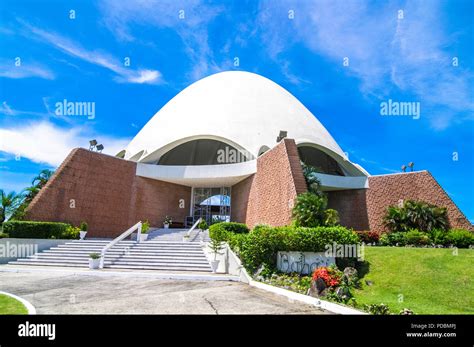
[99,221,142,269]
[184,217,202,240]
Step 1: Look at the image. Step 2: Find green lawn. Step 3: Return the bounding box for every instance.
[353,247,473,314]
[0,294,28,315]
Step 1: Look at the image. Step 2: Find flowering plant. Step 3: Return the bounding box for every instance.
[163,216,173,224]
[312,266,342,287]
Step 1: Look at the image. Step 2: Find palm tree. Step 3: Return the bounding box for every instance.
[22,186,40,203]
[0,190,22,223]
[31,169,54,189]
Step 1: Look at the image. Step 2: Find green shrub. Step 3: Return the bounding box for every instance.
[209,225,230,242]
[62,225,80,239]
[364,303,391,315]
[379,232,406,246]
[2,221,76,239]
[79,221,88,231]
[292,192,329,227]
[198,220,208,230]
[228,225,359,274]
[427,228,447,245]
[404,229,430,245]
[141,220,150,234]
[383,200,448,232]
[209,222,249,234]
[445,229,474,248]
[324,209,340,227]
[356,231,380,244]
[0,232,9,239]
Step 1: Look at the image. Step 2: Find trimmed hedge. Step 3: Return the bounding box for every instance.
[380,229,473,248]
[2,221,79,239]
[212,224,359,274]
[209,222,249,236]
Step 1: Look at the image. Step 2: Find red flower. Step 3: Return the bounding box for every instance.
[312,266,341,288]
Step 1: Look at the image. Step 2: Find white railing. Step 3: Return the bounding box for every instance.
[184,217,202,241]
[99,221,142,269]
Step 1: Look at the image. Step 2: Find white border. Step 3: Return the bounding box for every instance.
[0,290,36,315]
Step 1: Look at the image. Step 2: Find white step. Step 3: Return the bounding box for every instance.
[9,239,213,273]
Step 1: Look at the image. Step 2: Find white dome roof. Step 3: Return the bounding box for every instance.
[123,71,364,175]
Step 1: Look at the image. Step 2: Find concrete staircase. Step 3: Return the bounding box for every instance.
[8,239,212,272]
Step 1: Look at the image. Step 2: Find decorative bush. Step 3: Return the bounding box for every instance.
[2,221,77,239]
[445,229,474,248]
[141,220,150,234]
[384,200,448,232]
[363,303,391,315]
[404,229,430,246]
[198,220,208,230]
[79,221,88,231]
[379,232,407,246]
[209,224,230,242]
[0,232,9,239]
[356,231,380,244]
[216,225,359,274]
[292,192,329,227]
[427,228,447,245]
[210,222,249,234]
[312,266,342,287]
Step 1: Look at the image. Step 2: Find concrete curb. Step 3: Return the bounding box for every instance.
[0,291,36,315]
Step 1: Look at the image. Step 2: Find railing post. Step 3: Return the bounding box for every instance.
[137,222,142,244]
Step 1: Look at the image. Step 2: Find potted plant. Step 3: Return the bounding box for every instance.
[139,220,150,241]
[209,238,223,273]
[89,253,101,269]
[163,216,172,229]
[198,220,208,231]
[79,221,88,240]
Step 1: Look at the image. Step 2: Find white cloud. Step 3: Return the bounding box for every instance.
[18,19,162,85]
[257,0,473,129]
[98,0,225,81]
[0,60,55,80]
[0,121,131,167]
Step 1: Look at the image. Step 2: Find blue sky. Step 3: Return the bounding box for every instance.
[0,0,473,221]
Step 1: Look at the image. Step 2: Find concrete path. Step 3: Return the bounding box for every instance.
[0,271,330,314]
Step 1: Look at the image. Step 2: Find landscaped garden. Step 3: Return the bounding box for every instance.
[0,294,28,315]
[208,164,474,315]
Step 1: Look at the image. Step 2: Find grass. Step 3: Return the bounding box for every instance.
[0,294,28,315]
[353,246,473,314]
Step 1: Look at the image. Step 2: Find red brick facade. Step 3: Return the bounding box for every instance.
[366,171,472,233]
[328,171,472,233]
[231,139,307,228]
[26,148,191,237]
[26,145,472,237]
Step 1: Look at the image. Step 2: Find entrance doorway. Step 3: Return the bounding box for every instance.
[192,187,231,225]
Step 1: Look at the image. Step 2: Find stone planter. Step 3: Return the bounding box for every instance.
[89,258,100,269]
[79,231,87,240]
[163,223,169,229]
[210,260,220,273]
[140,234,149,242]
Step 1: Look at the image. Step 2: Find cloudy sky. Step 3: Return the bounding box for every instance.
[0,0,473,220]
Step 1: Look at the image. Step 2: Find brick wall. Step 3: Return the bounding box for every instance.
[131,177,191,228]
[327,189,370,231]
[231,139,307,228]
[366,171,472,233]
[26,148,191,237]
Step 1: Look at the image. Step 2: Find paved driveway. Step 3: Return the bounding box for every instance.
[0,271,330,314]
